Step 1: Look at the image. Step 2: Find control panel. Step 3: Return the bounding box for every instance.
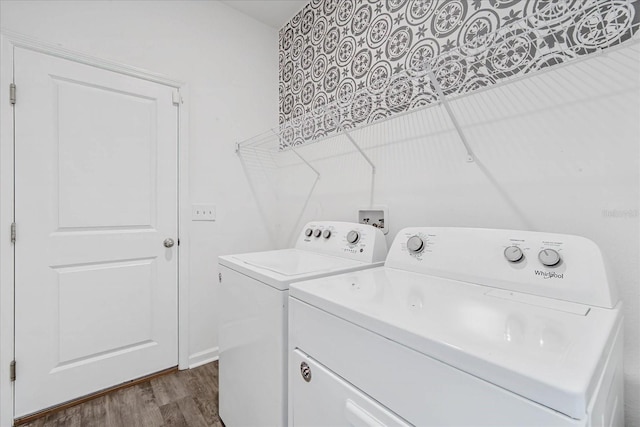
[295,221,388,263]
[385,227,617,309]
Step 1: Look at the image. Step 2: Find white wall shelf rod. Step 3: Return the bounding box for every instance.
[291,149,320,178]
[324,105,376,207]
[324,105,376,174]
[270,129,320,179]
[426,67,475,163]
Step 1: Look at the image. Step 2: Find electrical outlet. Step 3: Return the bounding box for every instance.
[358,206,388,234]
[192,204,216,221]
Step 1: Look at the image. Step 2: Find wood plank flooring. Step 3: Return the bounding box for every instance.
[22,362,223,427]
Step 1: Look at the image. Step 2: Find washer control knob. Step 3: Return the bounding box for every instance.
[407,236,425,253]
[538,249,561,267]
[313,229,322,238]
[305,228,313,237]
[504,246,524,263]
[346,230,360,244]
[323,230,331,239]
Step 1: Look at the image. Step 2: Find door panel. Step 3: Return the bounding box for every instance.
[55,259,155,365]
[14,47,178,417]
[55,77,157,229]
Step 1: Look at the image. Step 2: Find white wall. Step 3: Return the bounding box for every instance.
[0,0,279,366]
[251,47,640,424]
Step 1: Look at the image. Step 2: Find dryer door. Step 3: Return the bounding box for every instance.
[290,350,412,427]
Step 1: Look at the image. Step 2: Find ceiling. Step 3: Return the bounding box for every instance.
[221,1,309,29]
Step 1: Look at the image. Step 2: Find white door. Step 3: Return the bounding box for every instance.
[13,47,179,418]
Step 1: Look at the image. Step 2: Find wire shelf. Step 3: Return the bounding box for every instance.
[237,0,639,155]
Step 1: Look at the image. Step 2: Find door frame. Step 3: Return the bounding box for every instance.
[0,29,191,426]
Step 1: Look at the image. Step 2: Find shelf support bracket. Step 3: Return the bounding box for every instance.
[268,130,322,246]
[323,105,376,207]
[324,106,376,173]
[426,67,475,163]
[291,149,321,178]
[269,129,320,180]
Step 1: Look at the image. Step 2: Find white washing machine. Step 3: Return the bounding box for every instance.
[289,227,623,427]
[218,221,387,427]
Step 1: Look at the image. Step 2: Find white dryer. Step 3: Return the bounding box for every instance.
[289,227,623,426]
[218,221,387,427]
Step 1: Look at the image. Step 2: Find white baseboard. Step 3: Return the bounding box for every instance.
[188,347,219,369]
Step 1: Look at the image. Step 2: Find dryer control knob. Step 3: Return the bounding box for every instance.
[323,230,331,239]
[346,230,360,244]
[504,246,524,263]
[313,229,322,238]
[538,249,561,267]
[407,236,425,253]
[305,228,313,237]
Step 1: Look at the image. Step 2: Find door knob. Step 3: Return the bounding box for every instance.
[163,238,175,248]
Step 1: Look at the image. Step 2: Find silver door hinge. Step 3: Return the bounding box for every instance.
[172,90,182,106]
[10,360,15,382]
[218,273,222,283]
[10,222,16,244]
[9,83,16,105]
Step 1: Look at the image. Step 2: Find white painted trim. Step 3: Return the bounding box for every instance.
[0,28,185,88]
[0,29,191,424]
[188,347,219,369]
[0,32,16,427]
[178,84,191,370]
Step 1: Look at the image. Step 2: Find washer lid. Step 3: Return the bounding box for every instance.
[289,267,622,420]
[219,249,377,290]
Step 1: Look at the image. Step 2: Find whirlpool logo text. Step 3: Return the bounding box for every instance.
[535,270,564,280]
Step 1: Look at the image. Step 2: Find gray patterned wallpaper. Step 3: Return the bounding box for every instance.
[278,0,638,149]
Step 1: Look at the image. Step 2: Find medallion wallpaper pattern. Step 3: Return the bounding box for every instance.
[277,0,638,149]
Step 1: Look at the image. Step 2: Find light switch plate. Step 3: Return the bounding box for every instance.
[192,204,216,221]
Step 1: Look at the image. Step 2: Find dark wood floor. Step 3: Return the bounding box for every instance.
[23,361,222,427]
